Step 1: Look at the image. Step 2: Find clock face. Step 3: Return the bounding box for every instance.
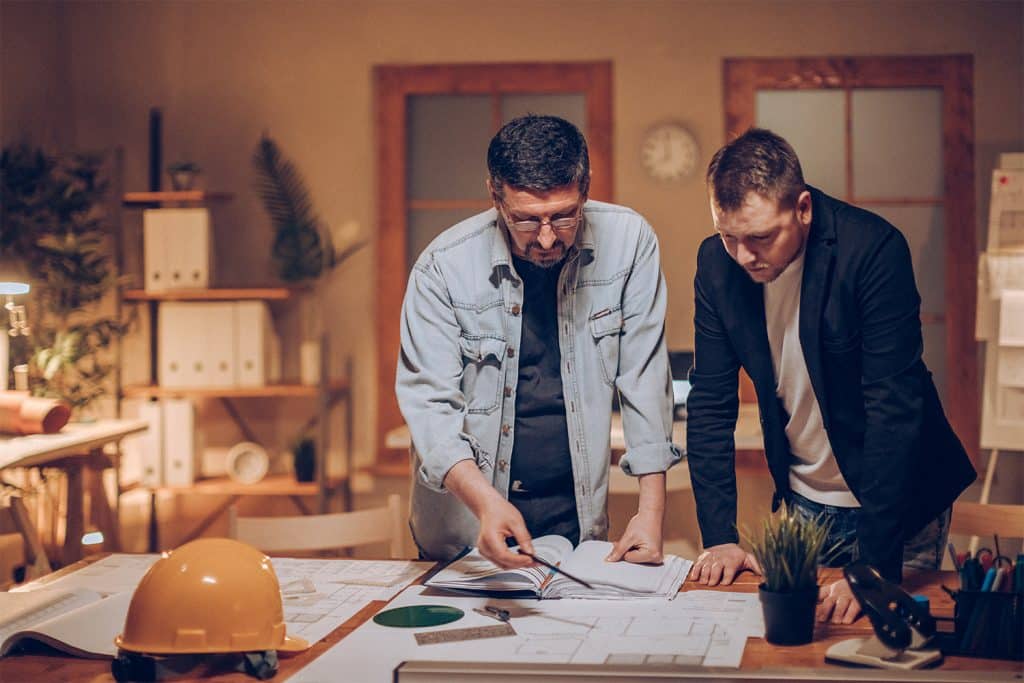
[226,441,269,484]
[641,123,699,181]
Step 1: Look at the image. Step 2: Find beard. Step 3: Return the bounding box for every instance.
[522,241,568,268]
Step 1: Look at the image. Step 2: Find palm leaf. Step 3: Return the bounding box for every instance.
[252,135,325,281]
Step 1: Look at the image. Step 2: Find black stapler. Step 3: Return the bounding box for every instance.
[824,562,943,669]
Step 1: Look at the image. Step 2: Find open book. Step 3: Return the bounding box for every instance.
[426,535,692,599]
[0,587,131,658]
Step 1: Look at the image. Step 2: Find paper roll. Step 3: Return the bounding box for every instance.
[0,390,72,435]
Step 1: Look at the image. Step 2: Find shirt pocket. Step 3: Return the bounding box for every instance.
[589,305,623,387]
[459,335,506,415]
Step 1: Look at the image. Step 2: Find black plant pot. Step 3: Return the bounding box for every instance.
[293,440,316,482]
[758,583,817,645]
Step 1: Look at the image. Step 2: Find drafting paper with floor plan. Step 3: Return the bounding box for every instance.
[291,584,764,682]
[12,554,432,651]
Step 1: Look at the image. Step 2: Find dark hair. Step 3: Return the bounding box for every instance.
[487,115,590,199]
[706,127,805,211]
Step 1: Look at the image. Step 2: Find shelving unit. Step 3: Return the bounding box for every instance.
[118,190,353,552]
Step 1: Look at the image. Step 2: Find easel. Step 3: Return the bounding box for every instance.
[972,153,1024,553]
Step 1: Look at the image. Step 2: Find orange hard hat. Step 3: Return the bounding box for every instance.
[115,538,307,655]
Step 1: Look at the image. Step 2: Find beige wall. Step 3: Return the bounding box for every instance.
[3,0,1022,471]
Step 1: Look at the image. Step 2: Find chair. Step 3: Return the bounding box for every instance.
[950,501,1024,541]
[228,494,405,558]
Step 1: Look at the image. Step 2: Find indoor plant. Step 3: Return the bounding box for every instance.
[166,161,201,191]
[746,504,833,645]
[0,145,129,416]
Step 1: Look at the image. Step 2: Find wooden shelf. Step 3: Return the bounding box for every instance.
[127,473,347,496]
[123,191,234,205]
[122,381,348,399]
[123,287,297,302]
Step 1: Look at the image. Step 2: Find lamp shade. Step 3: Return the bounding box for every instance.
[0,282,29,295]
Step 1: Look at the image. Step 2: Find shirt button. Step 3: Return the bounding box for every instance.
[504,386,512,397]
[498,460,508,472]
[501,424,511,435]
[511,304,521,316]
[507,346,515,358]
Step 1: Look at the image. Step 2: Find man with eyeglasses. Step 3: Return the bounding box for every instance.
[687,128,975,622]
[397,115,680,568]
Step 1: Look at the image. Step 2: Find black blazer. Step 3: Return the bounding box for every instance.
[686,187,976,581]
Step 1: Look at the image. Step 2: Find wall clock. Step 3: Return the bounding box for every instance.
[226,441,270,485]
[641,122,700,181]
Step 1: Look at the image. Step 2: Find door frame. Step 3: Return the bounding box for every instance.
[723,55,978,462]
[374,61,614,464]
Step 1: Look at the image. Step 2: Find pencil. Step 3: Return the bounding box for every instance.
[517,549,594,590]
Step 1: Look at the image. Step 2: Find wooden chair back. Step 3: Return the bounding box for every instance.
[950,501,1024,540]
[228,494,405,558]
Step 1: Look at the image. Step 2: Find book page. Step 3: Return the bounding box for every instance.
[0,587,115,658]
[426,535,572,593]
[1,591,132,658]
[548,541,692,598]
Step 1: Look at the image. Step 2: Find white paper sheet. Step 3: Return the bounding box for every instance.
[291,585,763,683]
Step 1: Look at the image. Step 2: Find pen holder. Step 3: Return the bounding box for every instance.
[945,590,1023,660]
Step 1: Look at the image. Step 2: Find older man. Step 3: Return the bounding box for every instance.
[397,115,680,568]
[687,128,975,622]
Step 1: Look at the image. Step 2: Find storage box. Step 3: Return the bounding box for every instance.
[143,208,213,291]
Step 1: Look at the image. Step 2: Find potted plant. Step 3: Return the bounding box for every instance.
[0,145,130,418]
[746,504,833,646]
[251,134,366,384]
[166,161,201,191]
[291,435,316,483]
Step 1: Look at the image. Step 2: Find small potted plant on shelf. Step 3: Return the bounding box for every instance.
[291,435,316,483]
[746,503,833,646]
[166,161,201,191]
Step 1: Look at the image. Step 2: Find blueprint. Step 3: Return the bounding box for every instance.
[14,554,432,650]
[291,585,764,682]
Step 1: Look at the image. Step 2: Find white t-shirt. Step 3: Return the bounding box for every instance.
[763,251,859,508]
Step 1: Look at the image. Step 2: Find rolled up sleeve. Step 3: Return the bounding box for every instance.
[396,259,481,492]
[616,224,683,477]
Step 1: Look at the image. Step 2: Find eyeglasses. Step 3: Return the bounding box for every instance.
[498,203,583,234]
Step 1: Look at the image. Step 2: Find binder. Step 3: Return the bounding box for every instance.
[143,208,212,290]
[121,399,163,487]
[235,302,277,387]
[162,398,197,487]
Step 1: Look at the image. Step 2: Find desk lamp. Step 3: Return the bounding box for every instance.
[1,282,31,391]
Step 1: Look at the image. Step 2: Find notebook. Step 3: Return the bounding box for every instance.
[0,588,130,658]
[426,535,692,599]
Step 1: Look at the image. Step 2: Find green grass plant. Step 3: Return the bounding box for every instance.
[745,503,834,592]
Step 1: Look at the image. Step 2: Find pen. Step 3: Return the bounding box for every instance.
[517,549,594,590]
[473,606,510,622]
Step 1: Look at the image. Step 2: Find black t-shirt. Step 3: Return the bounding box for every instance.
[508,255,580,546]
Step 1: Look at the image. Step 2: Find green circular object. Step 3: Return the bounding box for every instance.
[372,605,465,628]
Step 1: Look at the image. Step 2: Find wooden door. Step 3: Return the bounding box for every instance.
[723,55,977,462]
[375,62,613,463]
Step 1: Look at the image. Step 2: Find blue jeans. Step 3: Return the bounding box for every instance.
[785,490,949,572]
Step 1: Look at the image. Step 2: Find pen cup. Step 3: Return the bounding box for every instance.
[947,590,1023,661]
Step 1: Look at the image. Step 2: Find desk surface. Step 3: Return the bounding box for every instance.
[0,418,148,469]
[0,560,1018,682]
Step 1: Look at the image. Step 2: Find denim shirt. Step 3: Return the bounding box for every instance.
[396,200,681,561]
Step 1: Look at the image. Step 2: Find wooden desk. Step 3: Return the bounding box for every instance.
[0,419,148,565]
[0,563,1017,682]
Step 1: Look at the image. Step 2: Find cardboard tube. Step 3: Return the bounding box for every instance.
[0,391,72,435]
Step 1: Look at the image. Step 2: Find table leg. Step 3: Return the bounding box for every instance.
[62,463,84,566]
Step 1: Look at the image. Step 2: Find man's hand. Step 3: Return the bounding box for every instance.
[606,510,664,564]
[692,543,761,585]
[442,459,534,569]
[475,495,535,569]
[817,578,862,623]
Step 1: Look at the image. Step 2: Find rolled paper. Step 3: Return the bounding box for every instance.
[0,390,72,435]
